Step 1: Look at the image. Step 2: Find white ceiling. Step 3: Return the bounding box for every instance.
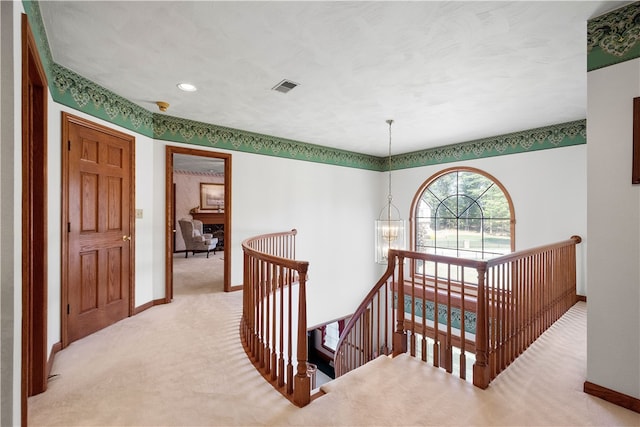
[174,153,225,174]
[39,1,629,157]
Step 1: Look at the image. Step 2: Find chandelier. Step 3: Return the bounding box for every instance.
[375,119,405,264]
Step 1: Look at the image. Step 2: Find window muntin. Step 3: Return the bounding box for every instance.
[413,168,513,262]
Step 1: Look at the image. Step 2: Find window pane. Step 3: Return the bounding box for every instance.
[323,322,340,351]
[433,220,458,257]
[428,172,456,201]
[484,219,511,255]
[413,168,513,261]
[439,195,458,218]
[478,184,510,219]
[459,200,482,221]
[458,171,493,200]
[415,215,433,251]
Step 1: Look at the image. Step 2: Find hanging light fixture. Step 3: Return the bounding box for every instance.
[375,119,405,264]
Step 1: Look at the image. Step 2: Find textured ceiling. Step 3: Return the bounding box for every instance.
[38,1,629,157]
[174,154,225,174]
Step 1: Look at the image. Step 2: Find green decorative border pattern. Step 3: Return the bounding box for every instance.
[154,115,384,170]
[392,120,586,169]
[399,294,477,334]
[52,64,154,136]
[23,0,154,137]
[587,2,640,71]
[25,0,587,172]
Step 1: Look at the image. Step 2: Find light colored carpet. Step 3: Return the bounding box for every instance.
[28,259,639,426]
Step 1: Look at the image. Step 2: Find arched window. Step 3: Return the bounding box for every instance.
[411,167,515,260]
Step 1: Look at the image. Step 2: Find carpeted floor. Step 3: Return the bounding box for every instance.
[28,257,639,426]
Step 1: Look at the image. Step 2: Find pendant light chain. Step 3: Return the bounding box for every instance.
[375,119,404,264]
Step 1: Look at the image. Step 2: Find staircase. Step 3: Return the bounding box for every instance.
[241,231,582,406]
[334,236,583,389]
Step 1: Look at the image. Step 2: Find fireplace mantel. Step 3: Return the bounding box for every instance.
[192,212,224,225]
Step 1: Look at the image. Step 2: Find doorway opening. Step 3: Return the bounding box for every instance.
[165,146,232,300]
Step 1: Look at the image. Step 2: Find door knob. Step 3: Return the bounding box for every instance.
[122,235,131,241]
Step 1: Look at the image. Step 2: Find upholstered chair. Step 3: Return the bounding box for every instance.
[178,218,218,258]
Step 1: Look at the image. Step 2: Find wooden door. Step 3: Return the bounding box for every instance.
[63,113,134,345]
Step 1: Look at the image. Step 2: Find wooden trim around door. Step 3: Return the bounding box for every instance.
[21,13,48,427]
[165,146,232,299]
[60,112,136,348]
[134,298,166,315]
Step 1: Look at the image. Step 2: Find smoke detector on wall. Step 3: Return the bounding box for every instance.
[272,79,299,94]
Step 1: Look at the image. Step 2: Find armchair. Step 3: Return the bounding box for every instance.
[178,218,218,258]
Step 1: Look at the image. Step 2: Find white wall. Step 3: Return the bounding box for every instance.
[587,58,640,399]
[392,144,588,294]
[42,112,384,346]
[46,92,62,363]
[0,2,24,424]
[163,142,383,327]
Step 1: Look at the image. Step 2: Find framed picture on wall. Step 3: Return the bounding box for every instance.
[200,183,224,210]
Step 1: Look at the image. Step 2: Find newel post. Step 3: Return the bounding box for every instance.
[293,266,311,407]
[473,264,490,389]
[392,252,407,356]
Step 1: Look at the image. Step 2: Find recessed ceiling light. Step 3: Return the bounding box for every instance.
[177,82,197,92]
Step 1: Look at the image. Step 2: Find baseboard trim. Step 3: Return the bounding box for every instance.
[584,381,640,413]
[47,342,62,380]
[577,295,587,302]
[134,298,167,315]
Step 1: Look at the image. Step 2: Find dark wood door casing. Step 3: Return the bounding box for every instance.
[165,146,232,299]
[61,113,135,346]
[21,13,48,426]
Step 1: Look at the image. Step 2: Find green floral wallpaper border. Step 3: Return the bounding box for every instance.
[153,115,383,170]
[587,2,640,72]
[24,0,587,172]
[22,1,154,137]
[51,63,154,136]
[398,294,477,334]
[393,120,586,169]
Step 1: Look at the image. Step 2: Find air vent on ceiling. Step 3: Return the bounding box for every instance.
[272,79,299,94]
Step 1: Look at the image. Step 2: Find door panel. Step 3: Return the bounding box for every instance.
[80,251,98,313]
[65,115,133,344]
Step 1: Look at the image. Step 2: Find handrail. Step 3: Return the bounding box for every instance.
[334,236,582,389]
[240,229,311,407]
[476,235,582,387]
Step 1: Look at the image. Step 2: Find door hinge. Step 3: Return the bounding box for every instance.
[67,222,71,232]
[67,304,70,315]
